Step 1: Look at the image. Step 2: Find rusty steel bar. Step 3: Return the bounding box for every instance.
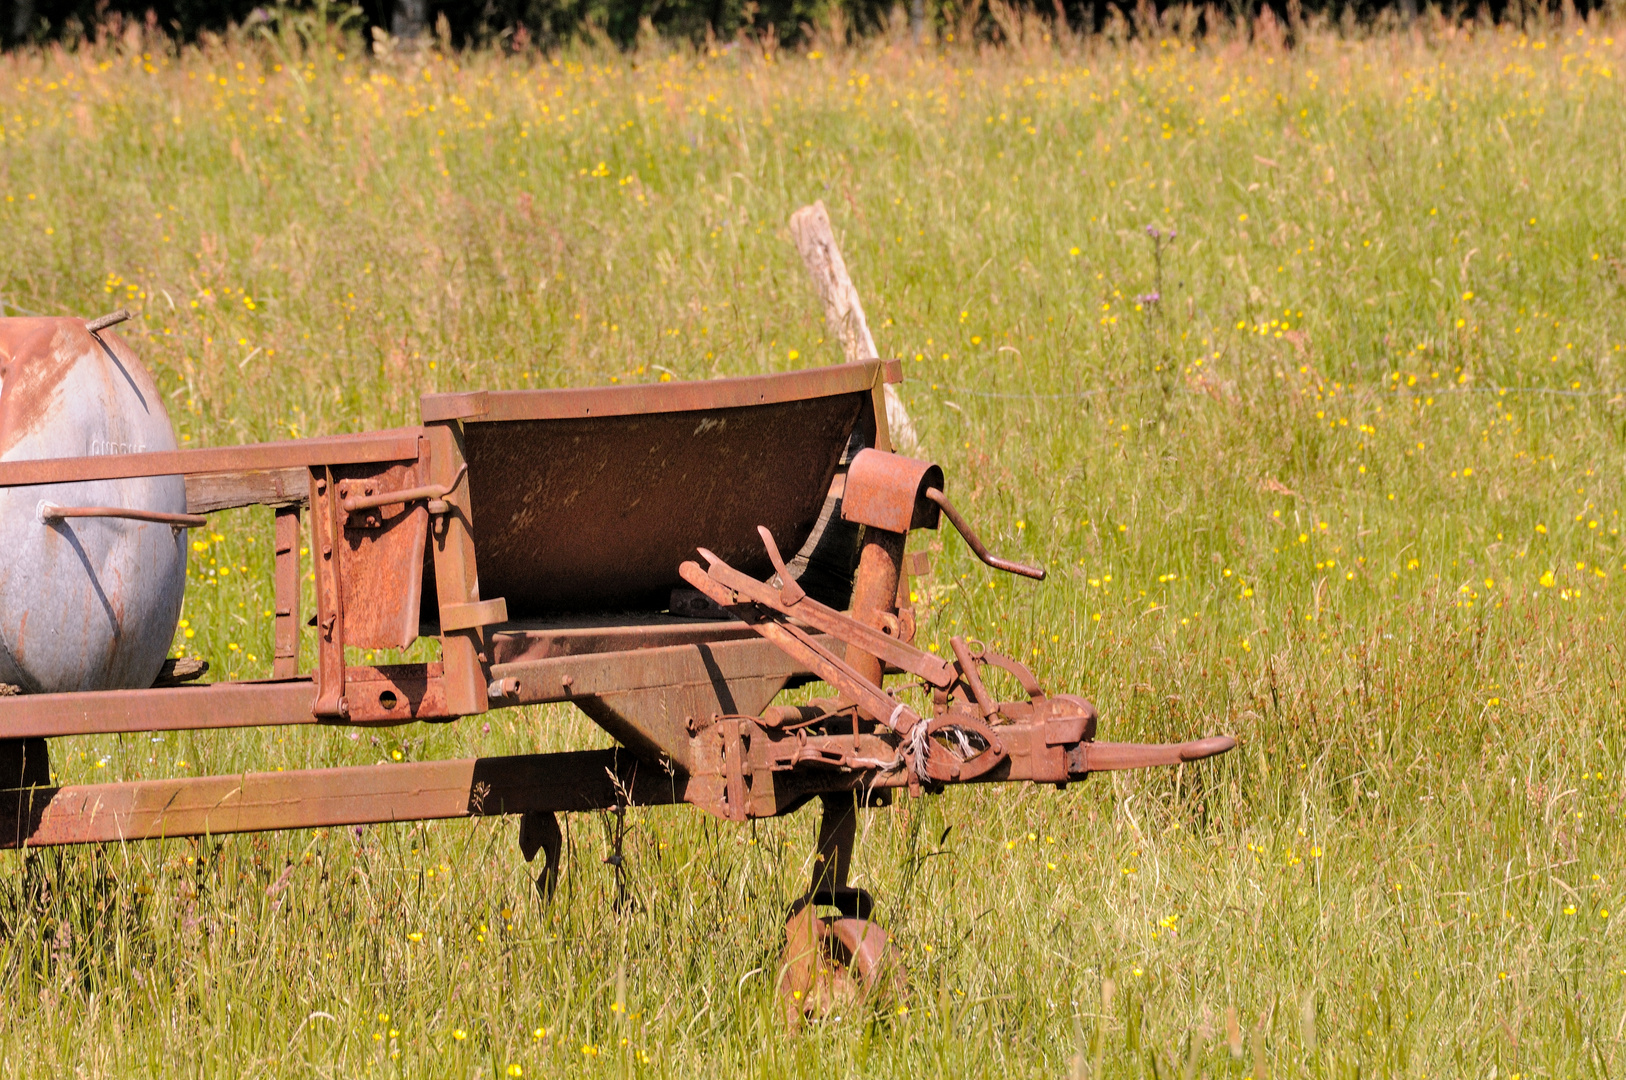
[0,749,687,848]
[699,550,955,689]
[0,729,1237,848]
[0,636,810,741]
[341,462,466,514]
[36,502,208,529]
[309,468,349,719]
[845,528,907,686]
[738,730,1238,819]
[0,428,424,489]
[0,664,458,738]
[948,636,997,719]
[0,680,321,738]
[923,488,1045,581]
[425,420,490,717]
[1081,737,1238,770]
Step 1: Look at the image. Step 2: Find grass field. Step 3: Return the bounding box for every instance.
[4,11,1626,1076]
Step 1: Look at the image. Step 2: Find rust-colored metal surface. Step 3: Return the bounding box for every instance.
[334,458,430,650]
[841,449,943,533]
[343,664,450,725]
[0,679,321,738]
[452,367,873,616]
[489,615,758,665]
[780,905,896,1023]
[0,748,683,848]
[694,553,953,688]
[36,503,208,529]
[424,418,490,718]
[0,428,423,489]
[309,467,349,718]
[924,487,1046,581]
[0,715,1232,846]
[422,360,886,424]
[493,634,815,773]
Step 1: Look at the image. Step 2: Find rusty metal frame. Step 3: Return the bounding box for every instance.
[0,429,424,489]
[0,356,1232,856]
[1,749,685,847]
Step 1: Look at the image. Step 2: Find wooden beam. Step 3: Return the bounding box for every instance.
[789,201,921,454]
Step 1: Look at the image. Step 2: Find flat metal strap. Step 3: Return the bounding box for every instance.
[440,597,509,632]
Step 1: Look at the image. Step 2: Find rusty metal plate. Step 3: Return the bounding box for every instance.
[333,460,429,650]
[454,392,865,616]
[344,663,449,724]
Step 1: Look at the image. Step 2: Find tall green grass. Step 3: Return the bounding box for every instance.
[3,13,1626,1075]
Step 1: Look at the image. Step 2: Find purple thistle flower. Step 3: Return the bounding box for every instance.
[1137,292,1161,305]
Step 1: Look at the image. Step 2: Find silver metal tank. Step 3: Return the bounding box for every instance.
[0,317,189,693]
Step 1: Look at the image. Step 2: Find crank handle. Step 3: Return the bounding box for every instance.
[37,500,208,529]
[923,488,1045,581]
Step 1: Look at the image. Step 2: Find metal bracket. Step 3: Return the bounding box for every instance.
[440,597,509,632]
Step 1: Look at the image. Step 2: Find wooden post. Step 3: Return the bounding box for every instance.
[789,201,921,455]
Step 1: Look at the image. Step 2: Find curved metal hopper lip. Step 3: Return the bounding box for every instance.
[422,359,889,425]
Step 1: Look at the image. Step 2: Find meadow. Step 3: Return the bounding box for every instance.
[3,9,1626,1075]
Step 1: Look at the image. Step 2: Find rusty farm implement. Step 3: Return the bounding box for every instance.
[0,312,1234,1013]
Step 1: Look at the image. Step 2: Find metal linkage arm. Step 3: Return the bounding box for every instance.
[678,557,922,736]
[697,546,956,689]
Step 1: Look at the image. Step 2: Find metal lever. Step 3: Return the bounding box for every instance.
[37,501,208,529]
[341,463,467,515]
[922,488,1045,581]
[756,526,806,606]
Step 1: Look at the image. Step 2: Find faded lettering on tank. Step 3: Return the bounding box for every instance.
[87,438,147,455]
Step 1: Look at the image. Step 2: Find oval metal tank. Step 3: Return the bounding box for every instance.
[0,318,188,693]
